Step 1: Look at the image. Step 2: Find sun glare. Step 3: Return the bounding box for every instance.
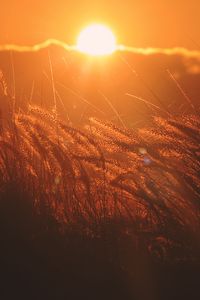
[76,24,117,56]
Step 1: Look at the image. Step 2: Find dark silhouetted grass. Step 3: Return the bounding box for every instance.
[0,74,200,299]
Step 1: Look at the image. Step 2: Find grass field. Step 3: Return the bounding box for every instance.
[0,73,200,299]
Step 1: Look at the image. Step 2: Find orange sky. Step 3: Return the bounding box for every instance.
[1,1,199,49]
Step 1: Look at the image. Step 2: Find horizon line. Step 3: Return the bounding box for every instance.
[0,39,200,58]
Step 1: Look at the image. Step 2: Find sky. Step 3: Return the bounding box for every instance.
[1,1,200,49]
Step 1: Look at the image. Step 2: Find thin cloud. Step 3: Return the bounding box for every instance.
[0,39,74,52]
[0,39,200,59]
[119,45,200,58]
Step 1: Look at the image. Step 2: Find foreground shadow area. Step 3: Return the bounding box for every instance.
[0,105,199,299]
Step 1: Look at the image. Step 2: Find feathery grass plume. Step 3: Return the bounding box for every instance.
[0,71,13,131]
[0,100,199,261]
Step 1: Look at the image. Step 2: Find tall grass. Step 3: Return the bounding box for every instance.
[1,73,200,299]
[0,77,199,262]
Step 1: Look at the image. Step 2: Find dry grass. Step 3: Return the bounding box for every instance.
[0,93,199,261]
[0,71,200,264]
[0,72,200,299]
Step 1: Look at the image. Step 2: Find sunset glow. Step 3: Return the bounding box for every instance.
[76,24,117,56]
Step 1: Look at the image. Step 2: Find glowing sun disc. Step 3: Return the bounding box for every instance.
[76,24,117,56]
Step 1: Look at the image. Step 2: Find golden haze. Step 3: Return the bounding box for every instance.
[1,0,199,49]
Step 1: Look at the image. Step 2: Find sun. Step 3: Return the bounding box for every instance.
[76,24,117,56]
